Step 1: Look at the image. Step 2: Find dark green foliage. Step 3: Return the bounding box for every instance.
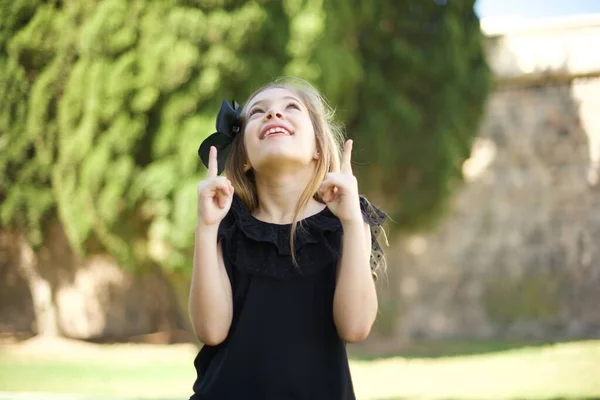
[1,0,490,271]
[317,0,491,232]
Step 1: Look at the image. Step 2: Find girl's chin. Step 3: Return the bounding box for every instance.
[252,153,315,170]
[256,145,304,158]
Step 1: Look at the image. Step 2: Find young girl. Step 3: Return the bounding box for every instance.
[189,78,387,400]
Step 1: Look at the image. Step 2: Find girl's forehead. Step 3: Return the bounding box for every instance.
[248,87,300,107]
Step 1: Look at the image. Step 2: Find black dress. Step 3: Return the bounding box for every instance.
[190,194,386,400]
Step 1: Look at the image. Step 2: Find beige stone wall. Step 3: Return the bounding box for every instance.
[388,16,600,340]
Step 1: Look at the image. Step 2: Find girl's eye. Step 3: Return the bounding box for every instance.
[287,102,300,110]
[249,108,264,116]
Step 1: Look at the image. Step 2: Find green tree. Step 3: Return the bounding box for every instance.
[1,0,300,274]
[1,0,489,272]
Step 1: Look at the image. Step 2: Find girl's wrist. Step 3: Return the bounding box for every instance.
[195,221,219,238]
[340,213,364,228]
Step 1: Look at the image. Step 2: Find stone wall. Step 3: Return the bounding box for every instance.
[387,15,600,341]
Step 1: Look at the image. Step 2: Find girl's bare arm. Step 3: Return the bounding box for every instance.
[188,225,233,345]
[333,220,377,343]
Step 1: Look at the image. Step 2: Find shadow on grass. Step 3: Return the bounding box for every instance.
[348,339,568,361]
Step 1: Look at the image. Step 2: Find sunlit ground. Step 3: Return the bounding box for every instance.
[0,337,599,400]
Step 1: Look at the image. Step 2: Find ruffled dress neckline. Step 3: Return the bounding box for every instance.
[225,194,342,257]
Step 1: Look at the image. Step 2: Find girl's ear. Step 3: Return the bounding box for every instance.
[313,150,320,160]
[244,161,252,172]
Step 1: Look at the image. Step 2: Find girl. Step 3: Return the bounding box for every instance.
[189,78,387,400]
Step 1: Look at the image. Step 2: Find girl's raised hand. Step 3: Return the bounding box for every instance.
[318,140,362,224]
[197,146,234,227]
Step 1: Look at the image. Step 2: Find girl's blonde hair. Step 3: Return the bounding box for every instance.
[223,77,386,279]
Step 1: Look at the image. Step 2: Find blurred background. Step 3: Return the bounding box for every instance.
[1,0,599,399]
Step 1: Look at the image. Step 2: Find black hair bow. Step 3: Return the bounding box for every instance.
[198,99,243,175]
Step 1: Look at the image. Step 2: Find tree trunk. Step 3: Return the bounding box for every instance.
[17,236,59,336]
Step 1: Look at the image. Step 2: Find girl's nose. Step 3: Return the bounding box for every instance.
[264,108,284,120]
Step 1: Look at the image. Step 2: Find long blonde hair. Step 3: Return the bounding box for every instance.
[224,77,386,279]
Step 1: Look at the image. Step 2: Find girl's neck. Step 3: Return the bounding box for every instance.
[253,167,323,224]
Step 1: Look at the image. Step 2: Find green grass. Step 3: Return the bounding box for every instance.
[0,359,191,398]
[348,339,559,360]
[0,339,599,400]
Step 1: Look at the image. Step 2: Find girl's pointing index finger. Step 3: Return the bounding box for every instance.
[208,146,218,178]
[341,140,353,175]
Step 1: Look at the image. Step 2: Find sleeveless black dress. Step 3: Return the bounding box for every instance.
[189,194,386,400]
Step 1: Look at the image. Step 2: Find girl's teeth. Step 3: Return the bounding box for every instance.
[267,128,288,136]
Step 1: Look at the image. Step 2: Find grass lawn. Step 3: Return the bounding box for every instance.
[0,337,599,400]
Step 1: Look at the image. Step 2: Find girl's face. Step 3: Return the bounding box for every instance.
[243,88,318,172]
